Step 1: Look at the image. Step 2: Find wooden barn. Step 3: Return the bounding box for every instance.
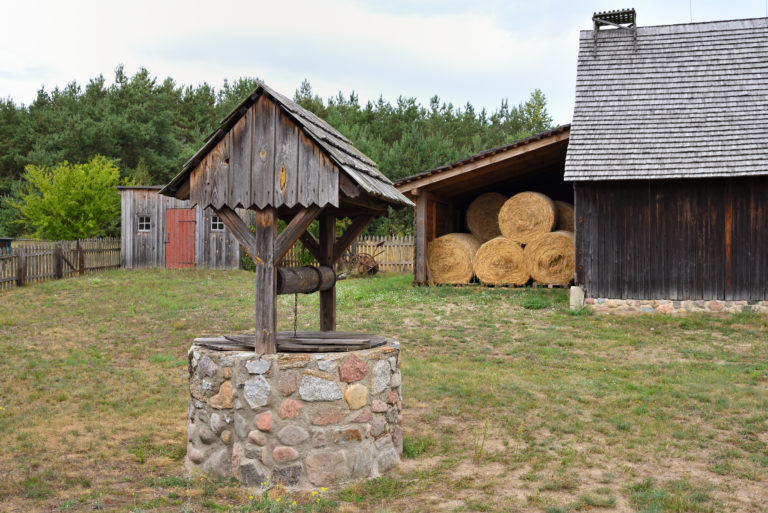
[394,126,571,284]
[118,186,247,269]
[566,14,768,307]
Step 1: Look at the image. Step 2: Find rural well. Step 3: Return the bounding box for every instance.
[160,83,413,488]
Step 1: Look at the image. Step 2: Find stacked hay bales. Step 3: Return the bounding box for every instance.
[426,191,575,286]
[427,233,482,284]
[524,230,575,285]
[466,192,507,242]
[554,201,575,232]
[473,236,529,286]
[498,192,557,245]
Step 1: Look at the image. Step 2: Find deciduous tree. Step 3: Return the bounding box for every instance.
[12,156,130,239]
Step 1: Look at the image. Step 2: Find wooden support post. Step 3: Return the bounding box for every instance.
[16,248,26,287]
[319,214,336,331]
[77,241,85,275]
[254,208,277,354]
[414,193,428,284]
[55,244,64,280]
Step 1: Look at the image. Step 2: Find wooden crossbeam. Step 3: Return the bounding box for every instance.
[333,215,374,264]
[275,205,322,262]
[213,206,263,264]
[299,231,322,261]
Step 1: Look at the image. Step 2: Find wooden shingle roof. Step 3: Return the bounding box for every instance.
[161,82,413,208]
[564,17,768,181]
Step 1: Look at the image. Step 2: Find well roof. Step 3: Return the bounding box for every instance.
[160,82,413,208]
[564,17,768,181]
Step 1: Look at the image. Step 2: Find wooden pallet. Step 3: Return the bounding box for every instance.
[195,331,387,353]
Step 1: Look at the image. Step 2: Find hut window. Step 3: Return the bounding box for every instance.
[211,215,225,231]
[138,215,151,232]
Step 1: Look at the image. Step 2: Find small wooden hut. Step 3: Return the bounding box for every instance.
[118,186,246,269]
[395,126,571,284]
[160,83,413,353]
[566,14,768,302]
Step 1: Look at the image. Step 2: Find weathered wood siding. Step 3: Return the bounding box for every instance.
[575,177,768,300]
[119,188,246,269]
[188,95,339,211]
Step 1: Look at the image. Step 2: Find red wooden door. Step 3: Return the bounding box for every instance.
[165,209,196,269]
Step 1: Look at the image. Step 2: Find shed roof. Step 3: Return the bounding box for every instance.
[395,125,570,201]
[564,17,768,181]
[160,82,412,208]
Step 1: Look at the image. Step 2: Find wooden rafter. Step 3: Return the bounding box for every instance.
[397,130,570,196]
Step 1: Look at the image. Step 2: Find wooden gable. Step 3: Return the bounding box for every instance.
[188,95,339,211]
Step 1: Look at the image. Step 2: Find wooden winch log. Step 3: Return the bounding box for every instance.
[277,265,336,295]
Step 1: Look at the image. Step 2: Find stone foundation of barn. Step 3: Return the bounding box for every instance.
[185,341,402,488]
[570,286,768,314]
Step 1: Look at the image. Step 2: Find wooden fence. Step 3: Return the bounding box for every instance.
[0,238,121,290]
[355,236,414,273]
[279,235,414,273]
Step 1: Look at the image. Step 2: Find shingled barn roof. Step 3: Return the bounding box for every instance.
[564,17,768,181]
[161,82,412,208]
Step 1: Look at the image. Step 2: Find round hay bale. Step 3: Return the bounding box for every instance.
[427,233,481,284]
[473,237,529,286]
[554,201,575,232]
[466,193,507,242]
[524,230,575,285]
[498,192,557,245]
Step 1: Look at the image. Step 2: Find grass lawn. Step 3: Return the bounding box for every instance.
[0,269,767,512]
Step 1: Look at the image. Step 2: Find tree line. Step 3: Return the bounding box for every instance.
[0,66,553,238]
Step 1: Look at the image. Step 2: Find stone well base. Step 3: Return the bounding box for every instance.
[185,340,402,488]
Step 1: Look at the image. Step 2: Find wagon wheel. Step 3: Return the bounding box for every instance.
[353,252,379,276]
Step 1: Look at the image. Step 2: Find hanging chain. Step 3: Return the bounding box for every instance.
[293,293,298,338]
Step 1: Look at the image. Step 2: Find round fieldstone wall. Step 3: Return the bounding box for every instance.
[185,340,402,489]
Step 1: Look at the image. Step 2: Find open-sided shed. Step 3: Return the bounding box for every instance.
[395,126,570,284]
[566,15,768,305]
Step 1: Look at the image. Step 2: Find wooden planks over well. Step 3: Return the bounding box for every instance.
[194,332,388,353]
[189,95,339,211]
[575,176,768,301]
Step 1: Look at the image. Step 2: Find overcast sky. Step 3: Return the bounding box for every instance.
[2,0,767,125]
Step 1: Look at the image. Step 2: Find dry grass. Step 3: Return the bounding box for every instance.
[0,270,767,512]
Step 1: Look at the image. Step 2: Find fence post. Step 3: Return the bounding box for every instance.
[77,241,85,275]
[55,244,64,280]
[16,248,26,286]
